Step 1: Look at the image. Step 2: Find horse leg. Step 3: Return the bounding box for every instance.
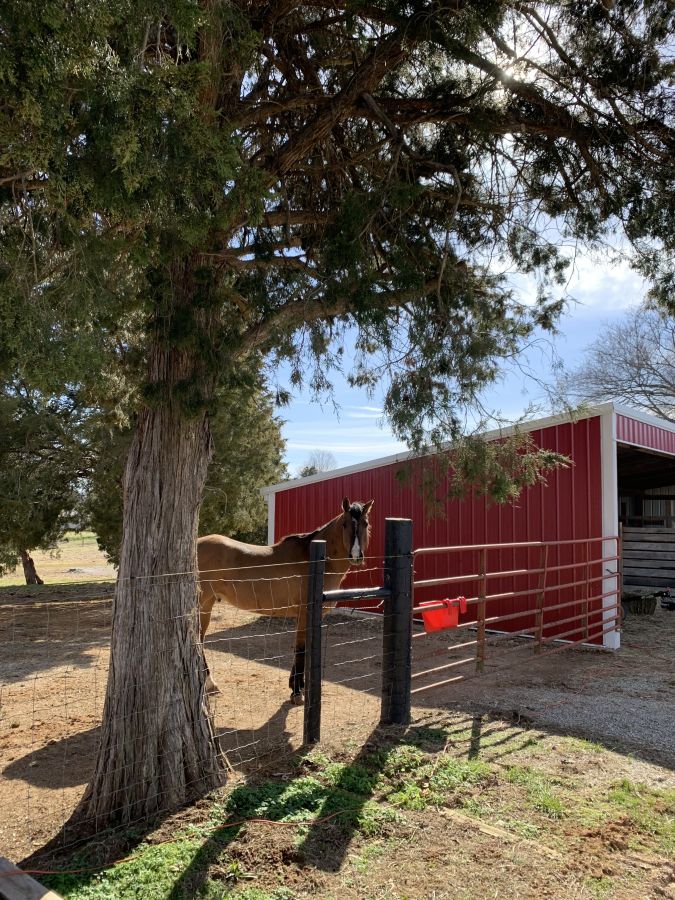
[289,618,306,704]
[199,589,220,696]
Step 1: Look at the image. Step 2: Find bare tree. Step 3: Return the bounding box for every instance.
[299,449,338,478]
[567,307,675,423]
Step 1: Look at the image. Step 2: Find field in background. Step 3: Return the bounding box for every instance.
[0,533,116,587]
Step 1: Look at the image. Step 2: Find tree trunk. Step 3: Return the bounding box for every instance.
[19,550,44,585]
[68,283,223,836]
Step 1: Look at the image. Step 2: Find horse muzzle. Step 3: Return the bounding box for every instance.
[349,555,365,566]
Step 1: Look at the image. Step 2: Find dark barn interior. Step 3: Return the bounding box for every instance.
[618,443,675,588]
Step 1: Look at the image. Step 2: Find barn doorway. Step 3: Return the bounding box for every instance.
[617,443,675,589]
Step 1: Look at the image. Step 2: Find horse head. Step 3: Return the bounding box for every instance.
[340,496,374,566]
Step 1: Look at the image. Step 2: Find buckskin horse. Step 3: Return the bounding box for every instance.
[197,497,374,703]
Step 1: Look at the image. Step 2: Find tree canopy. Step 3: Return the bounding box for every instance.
[2,1,672,457]
[0,382,84,579]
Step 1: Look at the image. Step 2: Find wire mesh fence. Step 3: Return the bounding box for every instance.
[0,563,390,859]
[0,528,622,859]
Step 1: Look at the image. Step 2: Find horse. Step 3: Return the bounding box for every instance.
[197,497,374,703]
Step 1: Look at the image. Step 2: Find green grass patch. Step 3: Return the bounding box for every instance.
[585,875,615,899]
[506,766,567,819]
[563,737,605,755]
[349,839,393,873]
[381,747,493,811]
[43,839,212,899]
[460,797,488,818]
[212,766,402,839]
[502,819,541,839]
[605,779,675,854]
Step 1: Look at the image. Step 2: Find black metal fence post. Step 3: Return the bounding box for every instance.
[380,518,413,726]
[304,539,326,744]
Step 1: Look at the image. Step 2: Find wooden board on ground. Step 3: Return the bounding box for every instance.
[0,857,62,900]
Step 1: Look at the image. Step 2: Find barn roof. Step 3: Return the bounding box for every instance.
[262,402,675,496]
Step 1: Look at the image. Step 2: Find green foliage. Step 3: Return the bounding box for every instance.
[2,0,672,517]
[0,386,83,575]
[43,838,206,899]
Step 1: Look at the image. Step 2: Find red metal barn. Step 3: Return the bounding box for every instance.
[263,404,675,650]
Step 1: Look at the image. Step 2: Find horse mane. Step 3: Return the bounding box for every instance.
[277,513,341,547]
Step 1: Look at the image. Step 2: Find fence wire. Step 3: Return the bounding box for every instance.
[0,562,390,859]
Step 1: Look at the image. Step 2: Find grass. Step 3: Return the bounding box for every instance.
[39,723,675,899]
[605,778,675,854]
[563,737,605,755]
[586,875,615,899]
[44,839,207,899]
[505,765,567,819]
[0,532,115,587]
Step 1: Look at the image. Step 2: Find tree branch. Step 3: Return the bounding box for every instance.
[239,279,439,355]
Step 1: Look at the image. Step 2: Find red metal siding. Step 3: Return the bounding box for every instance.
[616,414,675,455]
[274,416,606,642]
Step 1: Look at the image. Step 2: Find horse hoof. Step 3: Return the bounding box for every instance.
[290,692,304,706]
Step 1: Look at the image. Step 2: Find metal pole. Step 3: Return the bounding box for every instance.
[476,548,487,671]
[304,539,325,744]
[380,518,413,726]
[534,544,549,654]
[580,540,589,641]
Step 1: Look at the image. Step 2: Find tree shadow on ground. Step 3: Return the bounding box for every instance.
[19,700,299,872]
[3,725,101,789]
[165,715,525,896]
[6,699,298,794]
[164,723,402,897]
[0,591,113,682]
[25,709,635,897]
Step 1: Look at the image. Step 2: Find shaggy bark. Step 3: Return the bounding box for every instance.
[19,549,43,585]
[69,321,223,833]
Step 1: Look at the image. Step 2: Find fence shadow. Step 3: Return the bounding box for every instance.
[165,723,398,897]
[0,595,112,682]
[205,608,675,770]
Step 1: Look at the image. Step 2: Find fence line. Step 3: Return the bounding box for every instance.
[410,535,620,691]
[2,525,626,861]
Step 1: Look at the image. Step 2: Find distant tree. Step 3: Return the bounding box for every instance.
[567,306,675,423]
[0,385,86,583]
[298,449,338,478]
[199,382,287,545]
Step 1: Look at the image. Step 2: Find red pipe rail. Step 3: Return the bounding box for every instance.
[411,535,620,691]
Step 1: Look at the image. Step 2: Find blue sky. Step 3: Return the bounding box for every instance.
[278,254,647,475]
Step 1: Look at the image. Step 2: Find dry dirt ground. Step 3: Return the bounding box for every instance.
[0,583,673,899]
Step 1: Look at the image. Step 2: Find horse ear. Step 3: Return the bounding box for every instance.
[342,497,350,513]
[363,499,374,515]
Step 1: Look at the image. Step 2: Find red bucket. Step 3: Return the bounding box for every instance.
[420,597,467,633]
